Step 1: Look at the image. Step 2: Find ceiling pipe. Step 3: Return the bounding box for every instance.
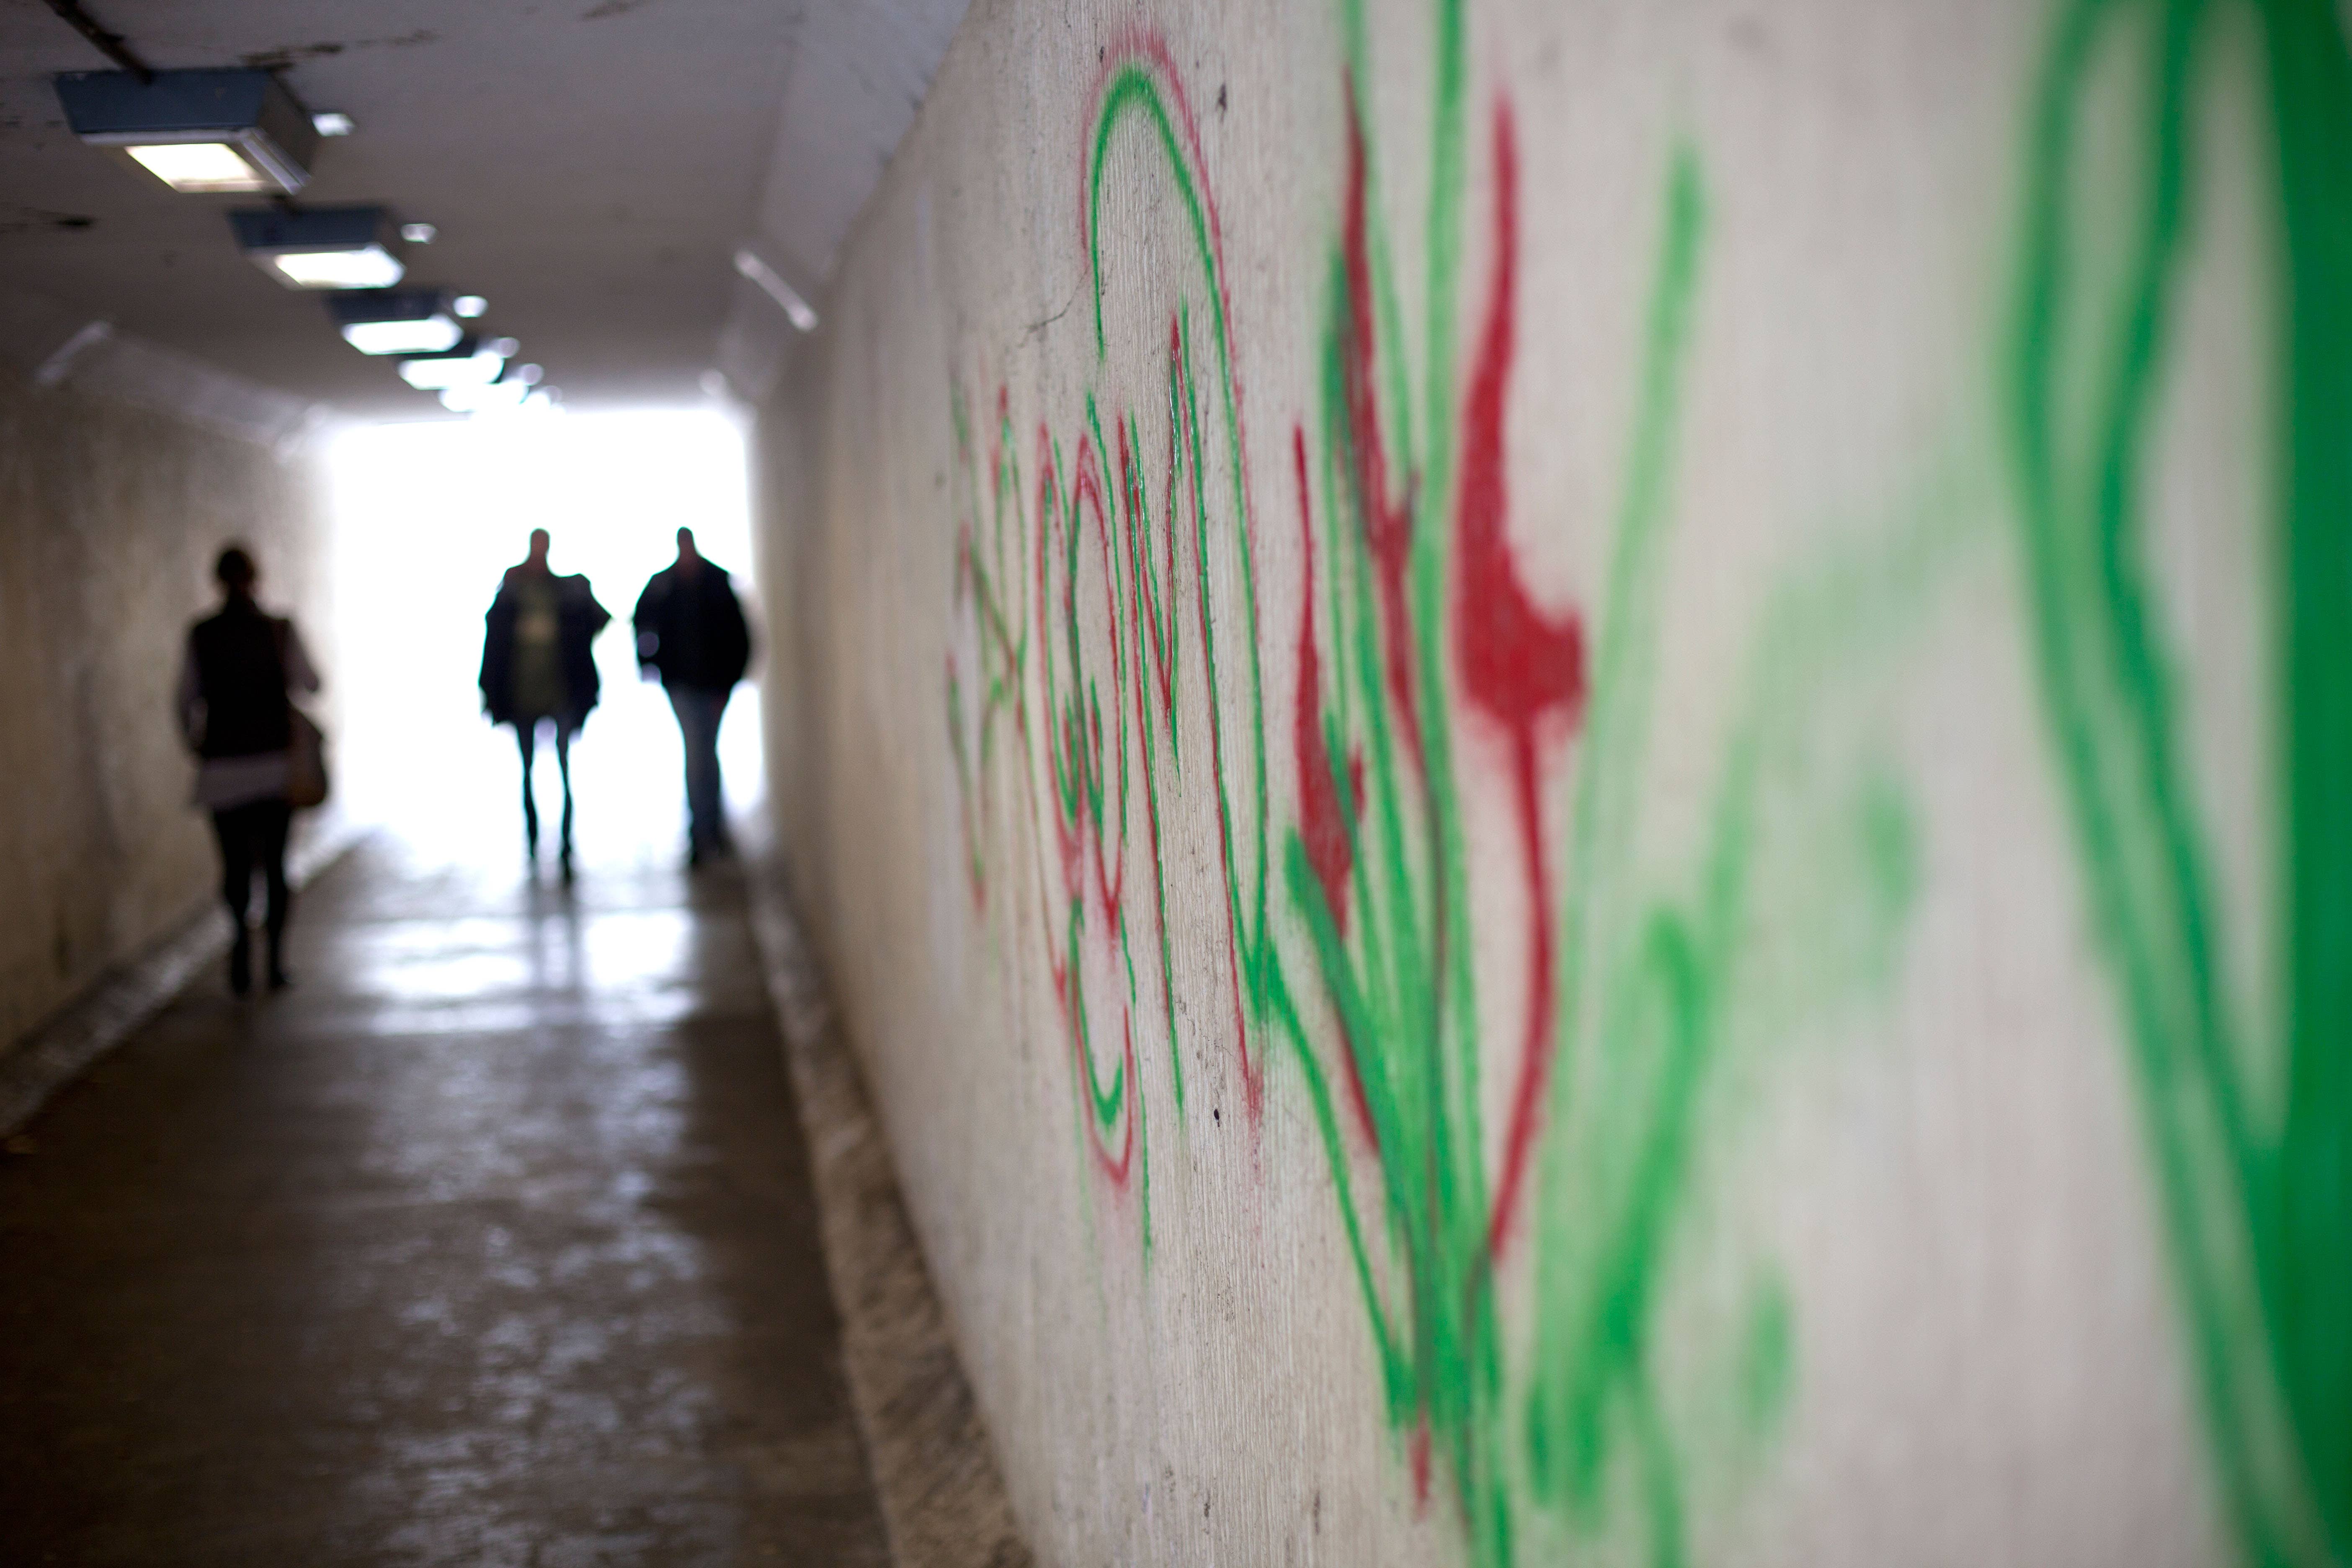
[32,320,112,387]
[733,247,818,334]
[39,0,152,84]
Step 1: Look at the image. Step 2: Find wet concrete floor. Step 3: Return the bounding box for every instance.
[0,835,889,1566]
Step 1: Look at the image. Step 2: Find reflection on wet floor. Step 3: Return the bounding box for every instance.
[0,832,888,1567]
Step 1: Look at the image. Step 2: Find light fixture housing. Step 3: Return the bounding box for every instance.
[396,340,508,391]
[327,289,462,356]
[54,69,318,194]
[229,206,405,291]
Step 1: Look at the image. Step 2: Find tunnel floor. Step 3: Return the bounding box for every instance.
[0,833,890,1567]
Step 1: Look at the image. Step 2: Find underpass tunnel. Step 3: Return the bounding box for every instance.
[0,3,980,1563]
[7,2,2350,1567]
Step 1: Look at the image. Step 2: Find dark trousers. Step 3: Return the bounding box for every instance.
[211,799,292,957]
[667,685,730,851]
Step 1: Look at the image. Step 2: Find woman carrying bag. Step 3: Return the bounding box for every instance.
[176,544,325,995]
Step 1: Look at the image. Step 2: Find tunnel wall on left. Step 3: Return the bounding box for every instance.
[0,373,331,1052]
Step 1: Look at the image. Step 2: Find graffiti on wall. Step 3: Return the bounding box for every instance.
[939,0,2350,1562]
[2008,0,2352,1557]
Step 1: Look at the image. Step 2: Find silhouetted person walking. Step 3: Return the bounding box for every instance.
[177,545,321,995]
[480,529,610,879]
[633,528,751,865]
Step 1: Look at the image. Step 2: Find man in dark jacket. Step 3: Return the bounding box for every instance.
[633,528,751,864]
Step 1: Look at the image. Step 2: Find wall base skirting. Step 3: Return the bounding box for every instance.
[0,815,368,1140]
[742,854,1032,1568]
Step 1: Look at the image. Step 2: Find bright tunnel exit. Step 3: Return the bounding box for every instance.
[325,409,763,871]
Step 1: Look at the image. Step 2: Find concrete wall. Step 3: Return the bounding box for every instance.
[0,374,330,1050]
[754,0,2351,1563]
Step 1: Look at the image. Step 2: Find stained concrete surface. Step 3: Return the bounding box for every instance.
[0,832,889,1567]
[0,374,330,1051]
[743,875,1029,1568]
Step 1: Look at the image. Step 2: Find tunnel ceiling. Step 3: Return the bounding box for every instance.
[0,0,968,417]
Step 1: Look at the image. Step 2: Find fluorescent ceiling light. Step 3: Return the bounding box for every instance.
[345,316,462,356]
[312,112,355,137]
[440,380,529,414]
[55,70,318,195]
[327,286,463,355]
[452,295,487,318]
[231,206,406,291]
[124,141,270,192]
[400,222,436,244]
[398,348,505,390]
[270,245,403,289]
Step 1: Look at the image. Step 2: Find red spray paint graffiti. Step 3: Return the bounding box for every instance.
[944,39,1594,1560]
[1455,103,1587,1258]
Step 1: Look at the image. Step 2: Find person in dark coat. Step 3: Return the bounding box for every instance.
[632,528,751,864]
[176,544,322,995]
[479,529,610,878]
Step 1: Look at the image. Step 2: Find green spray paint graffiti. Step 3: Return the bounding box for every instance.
[2008,0,2352,1558]
[934,0,2352,1562]
[943,14,1929,1559]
